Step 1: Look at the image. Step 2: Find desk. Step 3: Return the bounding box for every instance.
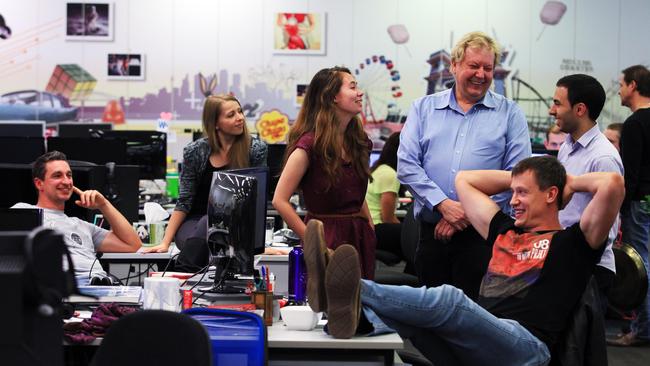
[268,321,403,365]
[100,246,180,283]
[66,319,404,366]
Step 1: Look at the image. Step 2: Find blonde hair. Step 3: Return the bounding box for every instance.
[451,31,500,65]
[201,94,251,169]
[286,66,370,191]
[546,124,563,139]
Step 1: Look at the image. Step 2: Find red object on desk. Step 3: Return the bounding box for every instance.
[182,290,193,310]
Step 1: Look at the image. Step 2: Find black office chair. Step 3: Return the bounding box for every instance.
[90,310,212,366]
[374,206,420,287]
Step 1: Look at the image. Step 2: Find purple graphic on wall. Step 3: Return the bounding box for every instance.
[78,70,298,121]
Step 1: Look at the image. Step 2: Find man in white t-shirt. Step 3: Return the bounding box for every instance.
[14,151,141,282]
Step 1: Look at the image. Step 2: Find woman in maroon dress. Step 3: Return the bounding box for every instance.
[272,66,376,279]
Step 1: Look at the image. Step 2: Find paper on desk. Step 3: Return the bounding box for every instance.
[144,202,170,223]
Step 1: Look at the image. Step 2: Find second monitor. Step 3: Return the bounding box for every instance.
[48,130,167,180]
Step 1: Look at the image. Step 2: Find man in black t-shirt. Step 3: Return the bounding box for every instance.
[305,156,624,365]
[613,64,650,346]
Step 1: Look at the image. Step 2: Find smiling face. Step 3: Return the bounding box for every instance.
[509,170,557,230]
[451,46,494,105]
[35,160,73,209]
[333,72,363,119]
[549,86,580,135]
[216,100,245,138]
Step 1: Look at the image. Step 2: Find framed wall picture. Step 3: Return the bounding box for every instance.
[274,12,326,55]
[107,53,145,80]
[295,83,307,107]
[66,2,114,41]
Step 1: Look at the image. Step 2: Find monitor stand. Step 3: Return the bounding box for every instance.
[197,258,245,294]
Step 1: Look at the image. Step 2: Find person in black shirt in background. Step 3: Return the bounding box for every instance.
[610,64,650,346]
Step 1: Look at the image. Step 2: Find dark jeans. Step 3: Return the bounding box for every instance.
[173,215,209,273]
[415,221,491,301]
[174,214,208,250]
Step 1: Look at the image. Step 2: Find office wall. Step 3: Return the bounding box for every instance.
[0,0,648,139]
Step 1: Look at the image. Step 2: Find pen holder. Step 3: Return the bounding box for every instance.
[252,291,274,326]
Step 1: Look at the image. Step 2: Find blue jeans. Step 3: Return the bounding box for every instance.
[621,201,650,340]
[360,280,550,366]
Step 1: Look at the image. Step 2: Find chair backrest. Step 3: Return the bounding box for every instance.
[91,310,212,366]
[400,206,420,270]
[184,307,267,366]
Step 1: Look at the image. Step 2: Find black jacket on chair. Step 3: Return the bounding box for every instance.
[552,276,608,366]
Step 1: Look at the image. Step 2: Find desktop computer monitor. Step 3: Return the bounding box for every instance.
[266,144,286,200]
[202,171,261,293]
[228,167,268,256]
[0,121,45,137]
[103,130,167,180]
[47,137,128,166]
[0,136,45,164]
[0,230,68,366]
[0,208,43,231]
[369,150,381,168]
[57,122,113,138]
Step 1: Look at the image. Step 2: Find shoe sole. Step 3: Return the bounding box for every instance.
[326,244,361,339]
[304,219,328,312]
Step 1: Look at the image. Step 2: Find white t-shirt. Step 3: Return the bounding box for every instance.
[12,203,109,277]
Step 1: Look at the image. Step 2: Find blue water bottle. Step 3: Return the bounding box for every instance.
[288,245,307,304]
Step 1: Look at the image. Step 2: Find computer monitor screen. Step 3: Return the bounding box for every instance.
[57,122,112,138]
[0,121,45,137]
[0,137,45,164]
[47,137,127,165]
[207,172,258,278]
[228,167,268,256]
[104,130,167,180]
[266,144,286,199]
[0,230,66,366]
[369,150,381,168]
[0,208,43,231]
[0,163,105,222]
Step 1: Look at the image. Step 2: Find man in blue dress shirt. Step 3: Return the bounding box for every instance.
[552,74,623,316]
[397,31,531,300]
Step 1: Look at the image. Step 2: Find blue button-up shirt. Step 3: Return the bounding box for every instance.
[558,124,623,273]
[397,88,531,223]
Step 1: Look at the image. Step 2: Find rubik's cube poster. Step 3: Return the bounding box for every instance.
[46,64,96,101]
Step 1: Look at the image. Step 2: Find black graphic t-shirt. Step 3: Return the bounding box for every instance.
[478,211,603,347]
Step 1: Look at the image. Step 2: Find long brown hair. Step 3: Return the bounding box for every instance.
[201,94,251,168]
[286,66,370,190]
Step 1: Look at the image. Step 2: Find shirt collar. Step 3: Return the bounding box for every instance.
[435,86,496,111]
[567,123,600,150]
